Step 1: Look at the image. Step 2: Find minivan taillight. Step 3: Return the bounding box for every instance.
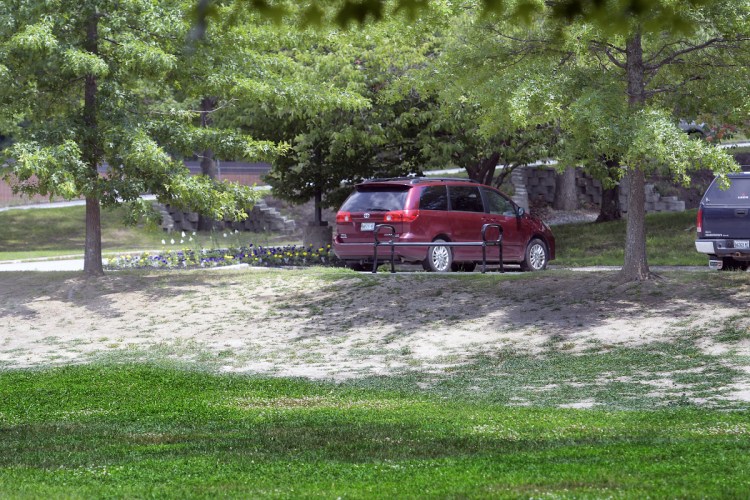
[336,211,352,223]
[696,207,703,234]
[384,210,419,223]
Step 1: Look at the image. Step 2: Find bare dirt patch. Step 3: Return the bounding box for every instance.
[2,268,748,388]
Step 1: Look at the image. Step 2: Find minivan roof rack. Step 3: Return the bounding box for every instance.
[409,177,479,184]
[362,176,479,184]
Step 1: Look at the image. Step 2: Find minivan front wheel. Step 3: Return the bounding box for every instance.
[424,238,453,272]
[520,238,548,272]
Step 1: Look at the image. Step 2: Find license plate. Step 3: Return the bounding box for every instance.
[734,240,750,249]
[360,222,375,231]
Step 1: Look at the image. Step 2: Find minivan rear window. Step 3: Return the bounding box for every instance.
[340,187,408,212]
[704,177,750,205]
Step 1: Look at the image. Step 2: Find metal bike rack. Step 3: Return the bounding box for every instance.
[371,223,503,274]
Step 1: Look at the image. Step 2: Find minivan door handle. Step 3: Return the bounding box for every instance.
[736,209,748,217]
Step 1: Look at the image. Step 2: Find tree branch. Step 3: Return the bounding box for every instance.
[643,37,748,71]
[644,75,703,98]
[589,41,627,69]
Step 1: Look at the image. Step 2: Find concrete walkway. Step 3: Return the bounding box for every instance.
[0,259,91,272]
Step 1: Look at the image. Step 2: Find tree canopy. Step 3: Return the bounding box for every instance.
[0,0,276,275]
[436,0,750,280]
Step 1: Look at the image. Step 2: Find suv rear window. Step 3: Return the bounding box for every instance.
[340,187,408,212]
[704,177,750,206]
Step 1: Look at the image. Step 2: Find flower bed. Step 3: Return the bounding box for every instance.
[106,244,342,270]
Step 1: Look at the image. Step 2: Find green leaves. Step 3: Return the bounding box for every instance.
[8,21,58,53]
[625,108,739,183]
[61,48,109,78]
[3,140,89,199]
[115,40,177,76]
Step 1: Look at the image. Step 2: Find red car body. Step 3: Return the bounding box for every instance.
[333,178,555,272]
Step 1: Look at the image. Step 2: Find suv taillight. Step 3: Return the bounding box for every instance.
[384,210,419,223]
[336,211,352,223]
[696,207,703,234]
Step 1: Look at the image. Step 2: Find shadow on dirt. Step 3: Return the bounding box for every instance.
[0,268,747,342]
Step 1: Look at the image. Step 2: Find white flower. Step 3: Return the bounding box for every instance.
[161,239,166,245]
[170,238,175,244]
[192,231,196,236]
[189,237,194,242]
[234,229,239,234]
[181,231,186,238]
[180,239,184,244]
[223,233,228,238]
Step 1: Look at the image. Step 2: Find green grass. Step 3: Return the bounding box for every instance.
[1,204,706,267]
[1,365,749,499]
[553,209,704,266]
[0,205,291,261]
[1,269,749,496]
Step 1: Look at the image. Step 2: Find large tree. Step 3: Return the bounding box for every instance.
[228,9,450,216]
[438,0,749,281]
[0,0,270,276]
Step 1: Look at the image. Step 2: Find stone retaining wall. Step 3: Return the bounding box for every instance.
[156,199,296,234]
[517,166,685,213]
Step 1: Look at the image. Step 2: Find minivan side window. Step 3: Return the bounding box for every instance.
[449,186,484,212]
[419,185,448,211]
[482,188,516,216]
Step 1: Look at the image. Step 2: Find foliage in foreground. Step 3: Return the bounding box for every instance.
[0,365,749,499]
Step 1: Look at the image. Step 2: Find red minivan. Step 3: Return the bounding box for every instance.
[333,177,555,272]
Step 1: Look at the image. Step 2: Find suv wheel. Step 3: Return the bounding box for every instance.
[520,238,548,272]
[425,238,452,272]
[722,257,748,271]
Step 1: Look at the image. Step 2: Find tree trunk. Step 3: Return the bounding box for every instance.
[83,12,104,277]
[619,28,652,281]
[84,197,104,276]
[597,185,621,222]
[314,187,323,225]
[622,168,650,280]
[597,157,622,222]
[466,152,499,185]
[198,97,219,231]
[553,166,577,210]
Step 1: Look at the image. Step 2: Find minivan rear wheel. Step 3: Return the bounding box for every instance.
[520,238,548,272]
[452,262,477,272]
[424,238,452,272]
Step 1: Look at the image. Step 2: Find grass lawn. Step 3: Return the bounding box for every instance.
[1,267,750,498]
[1,365,749,499]
[552,209,704,267]
[0,203,743,497]
[1,204,707,268]
[0,205,288,261]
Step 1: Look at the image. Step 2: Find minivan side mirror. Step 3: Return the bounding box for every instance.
[517,207,525,217]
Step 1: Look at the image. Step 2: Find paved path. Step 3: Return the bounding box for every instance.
[0,259,88,272]
[0,258,707,273]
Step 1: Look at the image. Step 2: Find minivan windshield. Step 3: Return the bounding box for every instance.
[340,187,408,212]
[704,177,750,206]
